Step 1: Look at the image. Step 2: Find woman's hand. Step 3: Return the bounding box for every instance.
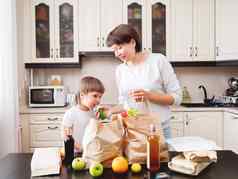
[129,89,150,102]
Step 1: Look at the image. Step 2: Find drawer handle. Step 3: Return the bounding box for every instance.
[170,116,175,120]
[48,126,58,130]
[48,117,58,121]
[232,117,238,120]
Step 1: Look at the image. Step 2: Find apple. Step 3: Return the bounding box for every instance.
[120,111,128,118]
[89,163,104,177]
[71,157,86,171]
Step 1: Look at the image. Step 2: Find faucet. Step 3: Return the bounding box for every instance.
[198,85,215,104]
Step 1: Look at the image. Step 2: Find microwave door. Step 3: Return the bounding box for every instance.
[31,89,54,104]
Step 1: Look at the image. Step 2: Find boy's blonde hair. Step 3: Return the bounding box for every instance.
[80,76,105,94]
[76,76,105,104]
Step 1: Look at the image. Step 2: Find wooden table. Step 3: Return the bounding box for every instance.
[1,151,238,179]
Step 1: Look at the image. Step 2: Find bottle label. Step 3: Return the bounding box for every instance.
[146,140,150,169]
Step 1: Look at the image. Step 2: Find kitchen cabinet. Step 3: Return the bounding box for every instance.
[171,0,215,61]
[78,0,123,52]
[216,0,238,61]
[184,111,223,148]
[31,0,78,63]
[123,0,171,56]
[224,112,238,153]
[170,110,223,148]
[170,112,184,138]
[21,113,64,152]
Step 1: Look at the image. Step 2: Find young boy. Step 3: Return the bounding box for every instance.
[62,76,105,152]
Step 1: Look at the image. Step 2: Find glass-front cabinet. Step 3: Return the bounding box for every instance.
[32,0,78,63]
[123,0,170,56]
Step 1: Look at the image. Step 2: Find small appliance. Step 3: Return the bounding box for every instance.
[225,77,238,97]
[29,86,66,107]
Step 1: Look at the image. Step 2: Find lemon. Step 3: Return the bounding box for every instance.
[131,163,142,173]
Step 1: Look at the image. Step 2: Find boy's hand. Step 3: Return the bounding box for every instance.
[75,142,81,152]
[63,127,72,139]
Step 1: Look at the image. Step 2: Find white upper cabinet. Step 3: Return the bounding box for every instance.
[171,0,215,61]
[79,0,123,51]
[123,0,171,57]
[31,0,78,63]
[216,0,238,61]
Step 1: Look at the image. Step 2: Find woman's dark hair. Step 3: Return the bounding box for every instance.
[106,24,141,52]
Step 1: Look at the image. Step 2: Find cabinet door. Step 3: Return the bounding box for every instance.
[216,0,238,60]
[78,0,100,51]
[124,0,147,50]
[171,0,193,61]
[184,112,223,147]
[32,0,54,62]
[224,112,238,153]
[31,124,63,147]
[147,0,170,56]
[193,0,215,61]
[55,0,78,62]
[170,112,184,138]
[100,0,123,51]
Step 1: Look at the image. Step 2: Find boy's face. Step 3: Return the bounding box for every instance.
[80,91,103,110]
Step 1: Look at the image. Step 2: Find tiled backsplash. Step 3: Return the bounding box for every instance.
[25,57,238,105]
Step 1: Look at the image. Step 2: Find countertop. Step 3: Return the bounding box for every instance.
[20,105,238,115]
[1,151,238,179]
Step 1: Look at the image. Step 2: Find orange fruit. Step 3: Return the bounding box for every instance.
[112,156,128,173]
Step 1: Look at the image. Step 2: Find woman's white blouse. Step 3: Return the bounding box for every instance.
[115,53,182,123]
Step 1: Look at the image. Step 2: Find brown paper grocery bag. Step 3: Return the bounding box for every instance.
[122,113,169,164]
[82,118,125,168]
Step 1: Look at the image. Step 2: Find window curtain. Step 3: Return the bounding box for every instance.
[0,0,20,158]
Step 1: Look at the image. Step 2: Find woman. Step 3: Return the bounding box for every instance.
[106,24,182,139]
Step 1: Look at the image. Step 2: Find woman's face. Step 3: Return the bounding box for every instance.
[111,39,136,62]
[80,91,103,110]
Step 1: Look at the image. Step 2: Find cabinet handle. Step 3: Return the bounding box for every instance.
[232,116,238,120]
[170,116,175,120]
[216,46,219,56]
[148,48,152,51]
[48,126,58,130]
[102,37,105,47]
[195,47,198,57]
[47,117,58,121]
[50,48,53,58]
[56,48,59,58]
[189,47,193,57]
[97,37,100,47]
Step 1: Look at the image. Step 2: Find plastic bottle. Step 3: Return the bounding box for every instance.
[147,124,160,172]
[182,86,191,103]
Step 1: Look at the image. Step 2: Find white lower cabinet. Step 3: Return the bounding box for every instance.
[224,112,238,154]
[170,112,184,138]
[20,113,64,152]
[184,111,223,148]
[171,111,223,148]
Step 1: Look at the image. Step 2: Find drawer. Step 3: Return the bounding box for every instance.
[30,114,64,124]
[30,124,63,147]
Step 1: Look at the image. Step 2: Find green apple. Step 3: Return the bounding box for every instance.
[89,163,104,177]
[72,157,86,171]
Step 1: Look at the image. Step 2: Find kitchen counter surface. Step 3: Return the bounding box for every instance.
[1,151,238,179]
[20,105,238,114]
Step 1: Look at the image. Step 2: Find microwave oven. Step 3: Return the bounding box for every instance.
[29,86,66,107]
